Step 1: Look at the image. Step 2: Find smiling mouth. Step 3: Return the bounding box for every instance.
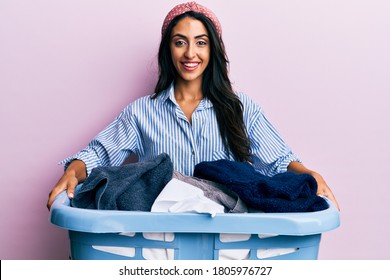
[181,62,200,71]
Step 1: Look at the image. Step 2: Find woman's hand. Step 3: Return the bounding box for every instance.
[47,160,87,210]
[287,161,340,211]
[310,171,340,211]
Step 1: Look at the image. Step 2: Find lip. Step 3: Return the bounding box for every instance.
[181,61,201,71]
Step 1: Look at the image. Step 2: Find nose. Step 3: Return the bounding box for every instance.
[184,43,196,59]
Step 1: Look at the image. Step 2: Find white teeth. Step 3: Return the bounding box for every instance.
[184,63,198,67]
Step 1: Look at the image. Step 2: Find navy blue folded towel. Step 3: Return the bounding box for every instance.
[193,160,328,213]
[71,153,173,211]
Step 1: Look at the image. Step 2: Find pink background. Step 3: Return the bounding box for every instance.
[1,0,389,259]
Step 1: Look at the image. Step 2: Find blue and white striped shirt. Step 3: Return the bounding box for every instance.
[62,83,300,177]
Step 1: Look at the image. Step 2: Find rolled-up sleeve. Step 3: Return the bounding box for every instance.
[60,105,141,176]
[239,93,301,176]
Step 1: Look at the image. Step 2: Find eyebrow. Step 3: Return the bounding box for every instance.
[171,33,209,39]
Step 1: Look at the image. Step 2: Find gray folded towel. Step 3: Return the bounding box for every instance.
[71,153,173,211]
[172,171,248,213]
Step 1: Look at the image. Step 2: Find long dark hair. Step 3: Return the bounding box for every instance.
[153,12,252,162]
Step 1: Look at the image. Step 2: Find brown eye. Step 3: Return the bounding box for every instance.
[174,40,186,47]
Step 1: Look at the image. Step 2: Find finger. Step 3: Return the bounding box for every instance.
[47,187,64,210]
[319,191,340,211]
[65,178,79,199]
[66,187,74,199]
[47,195,53,210]
[47,178,74,210]
[328,193,340,211]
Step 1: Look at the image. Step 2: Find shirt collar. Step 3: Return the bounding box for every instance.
[162,82,213,109]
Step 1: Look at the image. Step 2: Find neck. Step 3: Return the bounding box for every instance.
[174,78,203,101]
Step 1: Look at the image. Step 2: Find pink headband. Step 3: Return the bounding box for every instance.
[161,1,222,37]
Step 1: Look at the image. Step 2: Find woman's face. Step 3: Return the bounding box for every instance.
[170,17,210,84]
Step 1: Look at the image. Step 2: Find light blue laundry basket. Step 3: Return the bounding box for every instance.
[50,191,340,260]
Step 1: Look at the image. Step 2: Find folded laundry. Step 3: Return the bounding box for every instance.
[172,171,248,213]
[71,153,173,211]
[151,177,225,217]
[193,160,328,213]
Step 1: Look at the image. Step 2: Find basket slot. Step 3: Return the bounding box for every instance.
[214,233,321,260]
[92,245,136,258]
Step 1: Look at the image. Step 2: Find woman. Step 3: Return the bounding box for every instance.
[47,2,339,210]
